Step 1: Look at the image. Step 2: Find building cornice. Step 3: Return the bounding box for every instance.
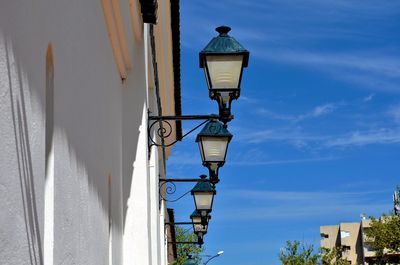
[170,0,182,140]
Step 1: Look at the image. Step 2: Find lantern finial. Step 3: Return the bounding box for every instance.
[216,26,231,35]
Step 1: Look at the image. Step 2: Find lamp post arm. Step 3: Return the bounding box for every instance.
[204,254,220,265]
[148,114,234,149]
[158,177,210,203]
[159,178,210,183]
[149,114,223,121]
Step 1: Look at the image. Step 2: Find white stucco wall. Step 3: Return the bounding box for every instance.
[0,31,45,264]
[0,1,172,265]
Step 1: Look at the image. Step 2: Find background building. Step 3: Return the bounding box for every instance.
[321,222,364,264]
[321,217,399,265]
[0,0,181,264]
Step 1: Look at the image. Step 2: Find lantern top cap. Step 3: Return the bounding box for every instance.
[196,120,233,142]
[200,25,249,68]
[191,180,216,195]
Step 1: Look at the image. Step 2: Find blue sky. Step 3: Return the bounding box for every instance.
[167,1,400,264]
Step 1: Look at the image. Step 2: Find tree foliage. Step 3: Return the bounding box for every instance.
[364,214,400,265]
[173,227,204,265]
[320,247,351,265]
[279,240,319,265]
[279,241,352,265]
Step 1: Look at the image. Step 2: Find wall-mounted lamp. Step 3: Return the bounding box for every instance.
[151,25,249,248]
[191,175,216,219]
[199,26,250,124]
[196,121,232,185]
[190,210,210,233]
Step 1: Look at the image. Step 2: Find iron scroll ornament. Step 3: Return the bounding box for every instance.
[147,114,233,149]
[148,119,209,148]
[148,119,174,146]
[159,180,189,203]
[158,177,210,203]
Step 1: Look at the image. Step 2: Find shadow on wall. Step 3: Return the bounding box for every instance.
[1,11,148,260]
[4,36,43,265]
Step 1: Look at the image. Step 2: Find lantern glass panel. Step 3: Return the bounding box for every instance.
[198,142,205,161]
[192,215,202,224]
[194,192,214,211]
[220,91,231,104]
[205,55,243,89]
[198,136,229,162]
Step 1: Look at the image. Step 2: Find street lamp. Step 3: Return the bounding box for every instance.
[190,210,210,232]
[196,120,232,184]
[191,175,216,217]
[204,250,224,265]
[200,25,250,124]
[151,25,250,249]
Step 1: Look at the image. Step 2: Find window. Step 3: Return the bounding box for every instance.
[340,230,350,238]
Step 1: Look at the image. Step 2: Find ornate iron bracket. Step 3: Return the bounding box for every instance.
[148,114,233,149]
[159,178,209,203]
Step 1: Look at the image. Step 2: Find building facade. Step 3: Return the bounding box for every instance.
[0,0,181,264]
[320,222,364,264]
[321,218,399,265]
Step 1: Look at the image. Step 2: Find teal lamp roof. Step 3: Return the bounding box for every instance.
[199,26,250,68]
[190,210,201,219]
[195,120,233,142]
[190,181,216,195]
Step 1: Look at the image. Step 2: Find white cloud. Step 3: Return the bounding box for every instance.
[236,128,326,146]
[256,108,296,121]
[363,94,375,102]
[255,49,400,92]
[230,156,339,166]
[217,189,391,221]
[325,129,400,147]
[256,102,340,122]
[230,189,387,202]
[311,103,336,117]
[218,203,389,221]
[236,126,400,149]
[296,103,339,121]
[216,189,391,221]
